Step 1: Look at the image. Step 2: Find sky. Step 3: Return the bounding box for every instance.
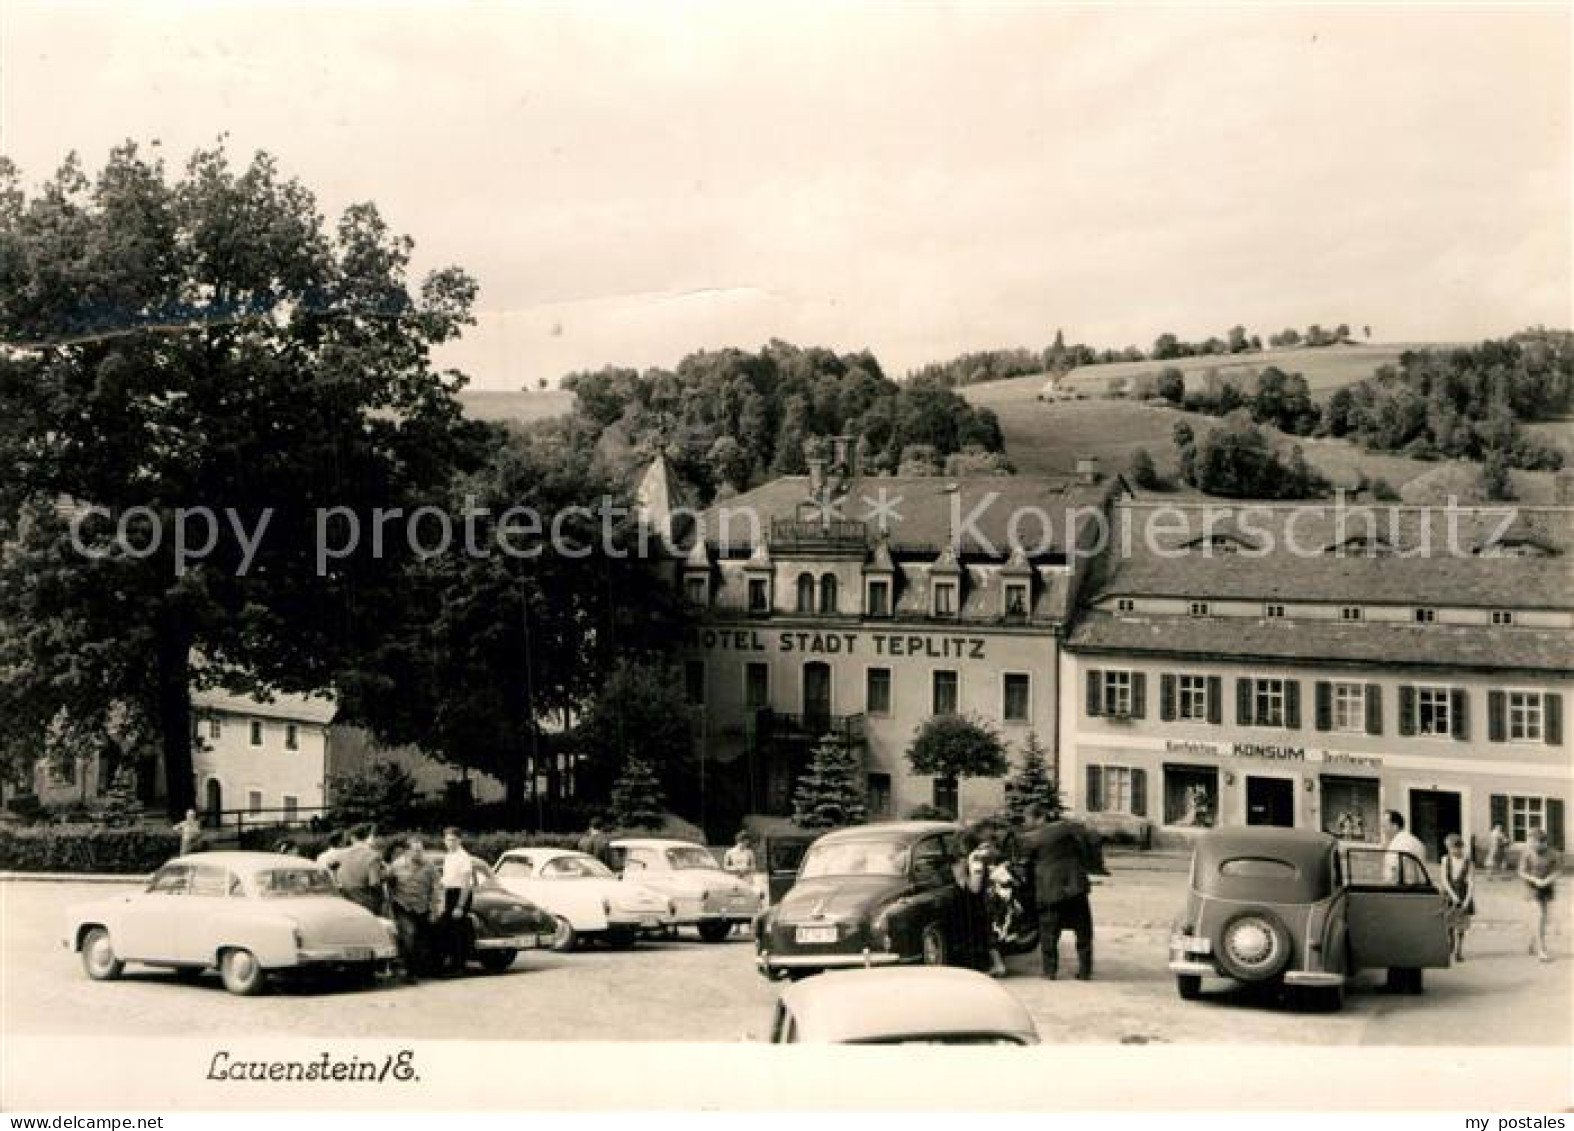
[0,2,1569,389]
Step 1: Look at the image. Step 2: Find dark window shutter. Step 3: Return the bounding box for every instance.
[1160,674,1176,722]
[1237,678,1252,726]
[1086,764,1104,812]
[1451,689,1469,741]
[1285,681,1302,730]
[1398,685,1416,736]
[1086,669,1103,717]
[1547,798,1566,851]
[1489,794,1508,835]
[1131,768,1148,818]
[1487,691,1507,743]
[1545,693,1563,747]
[1131,673,1147,719]
[1365,684,1382,736]
[1207,676,1223,725]
[1314,682,1332,731]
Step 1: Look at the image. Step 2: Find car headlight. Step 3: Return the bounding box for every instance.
[870,914,892,951]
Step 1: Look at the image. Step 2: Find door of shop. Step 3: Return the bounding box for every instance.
[1409,789,1462,862]
[1245,776,1295,827]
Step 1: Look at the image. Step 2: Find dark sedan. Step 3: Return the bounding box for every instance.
[454,858,558,973]
[754,821,975,979]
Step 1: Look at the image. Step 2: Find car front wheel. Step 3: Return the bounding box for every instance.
[81,928,124,981]
[920,924,947,966]
[477,949,516,973]
[219,948,267,996]
[551,917,578,953]
[1175,974,1202,1001]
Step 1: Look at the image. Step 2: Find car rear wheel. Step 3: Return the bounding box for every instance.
[1175,974,1202,1001]
[550,917,578,953]
[1214,910,1292,983]
[920,924,947,966]
[219,948,267,996]
[81,928,124,981]
[477,949,516,973]
[697,920,732,944]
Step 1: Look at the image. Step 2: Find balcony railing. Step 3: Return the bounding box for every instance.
[750,709,866,744]
[769,519,868,551]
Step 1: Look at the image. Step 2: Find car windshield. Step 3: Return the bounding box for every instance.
[469,860,502,889]
[253,867,336,897]
[666,847,718,870]
[799,841,910,879]
[544,856,615,879]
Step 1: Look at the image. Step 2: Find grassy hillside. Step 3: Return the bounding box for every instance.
[962,371,1568,503]
[1047,343,1438,399]
[459,388,576,425]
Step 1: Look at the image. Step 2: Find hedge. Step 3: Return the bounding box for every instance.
[0,826,182,874]
[242,828,588,862]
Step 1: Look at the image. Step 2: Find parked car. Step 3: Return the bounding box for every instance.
[1168,826,1452,1010]
[492,847,675,951]
[754,821,974,979]
[608,837,763,942]
[452,857,558,971]
[64,851,397,995]
[766,967,1038,1044]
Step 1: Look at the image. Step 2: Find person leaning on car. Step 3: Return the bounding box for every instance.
[335,825,386,916]
[385,837,442,983]
[1021,804,1105,981]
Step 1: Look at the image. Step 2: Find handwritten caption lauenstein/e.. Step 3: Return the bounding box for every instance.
[206,1050,418,1083]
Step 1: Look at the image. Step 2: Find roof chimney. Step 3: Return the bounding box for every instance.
[1075,456,1101,485]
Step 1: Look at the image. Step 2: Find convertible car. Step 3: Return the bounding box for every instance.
[492,847,674,951]
[453,857,558,971]
[1167,827,1452,1010]
[64,852,397,995]
[609,838,762,942]
[754,821,975,979]
[767,967,1038,1044]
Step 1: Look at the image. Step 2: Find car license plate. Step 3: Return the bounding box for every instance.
[343,947,374,961]
[796,925,837,944]
[641,916,661,929]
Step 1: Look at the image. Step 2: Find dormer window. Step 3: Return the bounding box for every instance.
[1414,607,1436,624]
[933,581,958,617]
[1340,606,1363,621]
[795,573,815,614]
[1188,602,1210,618]
[747,578,770,614]
[684,576,709,607]
[1004,582,1029,618]
[1116,598,1136,614]
[1492,609,1515,626]
[1265,603,1285,619]
[866,578,891,617]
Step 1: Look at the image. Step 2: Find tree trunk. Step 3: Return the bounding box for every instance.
[155,624,195,819]
[502,742,528,827]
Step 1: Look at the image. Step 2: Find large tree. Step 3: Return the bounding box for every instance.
[0,142,485,815]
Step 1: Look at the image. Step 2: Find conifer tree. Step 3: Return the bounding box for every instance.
[609,757,667,831]
[1003,731,1063,826]
[792,737,869,829]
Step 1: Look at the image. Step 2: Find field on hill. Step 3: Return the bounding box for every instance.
[1048,343,1437,399]
[962,371,1568,503]
[459,388,576,425]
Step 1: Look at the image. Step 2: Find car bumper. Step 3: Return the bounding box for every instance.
[296,942,398,964]
[607,914,674,932]
[1167,959,1345,988]
[757,950,903,971]
[474,933,553,951]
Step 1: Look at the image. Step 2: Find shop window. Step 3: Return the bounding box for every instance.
[744,663,770,710]
[747,578,770,613]
[1321,775,1379,842]
[1162,765,1216,827]
[932,670,959,716]
[866,667,892,716]
[866,579,890,617]
[1002,673,1030,723]
[684,660,706,707]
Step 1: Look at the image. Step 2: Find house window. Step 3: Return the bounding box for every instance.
[866,579,891,617]
[933,581,958,617]
[1102,671,1133,717]
[1088,765,1137,815]
[1509,692,1544,742]
[867,772,892,817]
[1332,683,1366,733]
[1188,601,1210,617]
[1509,795,1546,843]
[684,660,706,707]
[932,670,959,716]
[1004,583,1029,618]
[866,668,893,716]
[1116,598,1136,614]
[1414,608,1436,624]
[1002,673,1031,723]
[1177,675,1209,721]
[282,795,298,822]
[249,720,263,747]
[744,662,770,710]
[795,573,815,613]
[208,718,222,740]
[283,724,299,751]
[1340,606,1362,621]
[1254,679,1286,728]
[932,777,959,816]
[818,574,839,615]
[1492,609,1515,626]
[247,790,263,814]
[1264,603,1285,619]
[1414,686,1451,737]
[747,578,770,613]
[684,576,708,607]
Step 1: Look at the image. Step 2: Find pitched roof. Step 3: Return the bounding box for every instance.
[192,688,339,725]
[635,455,687,529]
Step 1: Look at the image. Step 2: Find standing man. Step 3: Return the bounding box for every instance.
[438,828,478,976]
[577,818,611,868]
[385,836,441,984]
[1021,804,1103,981]
[1383,809,1429,880]
[336,825,386,916]
[173,809,204,856]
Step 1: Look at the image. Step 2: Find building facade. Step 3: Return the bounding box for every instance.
[1061,502,1572,858]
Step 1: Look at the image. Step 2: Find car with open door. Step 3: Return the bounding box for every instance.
[1167,827,1451,1010]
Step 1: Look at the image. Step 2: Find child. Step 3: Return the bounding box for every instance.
[1439,833,1475,962]
[1518,827,1560,962]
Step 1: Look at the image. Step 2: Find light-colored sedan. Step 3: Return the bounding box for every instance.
[767,967,1040,1044]
[492,848,675,952]
[609,838,764,943]
[64,852,397,995]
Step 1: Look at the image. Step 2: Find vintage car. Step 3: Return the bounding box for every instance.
[64,851,397,995]
[492,847,675,951]
[451,857,558,971]
[754,821,974,979]
[1167,827,1452,1010]
[608,837,763,942]
[766,967,1038,1045]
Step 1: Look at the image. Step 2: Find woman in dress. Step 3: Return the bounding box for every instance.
[1439,833,1475,962]
[954,827,1007,977]
[1518,827,1560,962]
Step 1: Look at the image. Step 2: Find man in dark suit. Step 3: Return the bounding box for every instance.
[1021,804,1104,980]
